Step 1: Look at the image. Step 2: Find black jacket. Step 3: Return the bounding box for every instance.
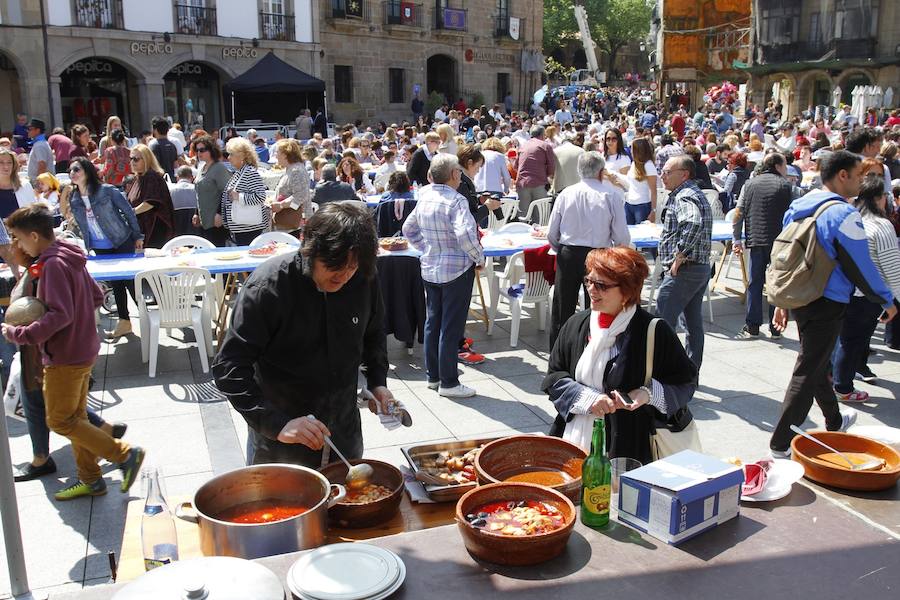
[312,180,357,205]
[542,308,697,464]
[734,171,793,247]
[212,252,388,466]
[406,147,431,186]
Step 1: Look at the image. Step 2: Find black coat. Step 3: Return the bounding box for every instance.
[737,171,793,247]
[212,253,388,467]
[312,180,357,205]
[542,308,697,463]
[406,147,431,186]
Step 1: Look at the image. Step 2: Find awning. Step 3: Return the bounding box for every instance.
[224,52,325,93]
[735,57,889,76]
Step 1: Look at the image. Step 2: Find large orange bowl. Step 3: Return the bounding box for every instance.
[474,435,586,503]
[791,431,900,491]
[456,482,576,566]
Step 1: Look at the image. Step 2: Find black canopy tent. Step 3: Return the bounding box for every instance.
[224,52,326,125]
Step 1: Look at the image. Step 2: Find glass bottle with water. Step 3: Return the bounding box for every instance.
[141,467,178,571]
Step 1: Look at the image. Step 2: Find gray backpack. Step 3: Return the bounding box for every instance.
[766,200,842,310]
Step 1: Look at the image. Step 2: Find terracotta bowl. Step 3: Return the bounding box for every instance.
[319,459,403,528]
[456,482,576,566]
[791,431,900,492]
[475,435,587,504]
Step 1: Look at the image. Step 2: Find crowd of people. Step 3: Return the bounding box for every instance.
[3,82,900,497]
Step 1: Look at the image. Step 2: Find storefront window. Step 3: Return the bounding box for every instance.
[164,62,221,131]
[60,58,133,134]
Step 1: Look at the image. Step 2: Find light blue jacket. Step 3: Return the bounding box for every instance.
[69,183,144,251]
[782,189,893,308]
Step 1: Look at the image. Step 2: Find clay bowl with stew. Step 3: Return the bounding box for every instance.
[791,431,900,492]
[319,459,403,528]
[475,435,587,503]
[456,482,576,566]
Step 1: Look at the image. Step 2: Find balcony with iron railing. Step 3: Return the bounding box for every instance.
[174,3,217,36]
[383,1,422,27]
[759,36,877,63]
[259,11,295,41]
[330,0,372,21]
[73,0,124,29]
[434,7,466,32]
[493,14,524,39]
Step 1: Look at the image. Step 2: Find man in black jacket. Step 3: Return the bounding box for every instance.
[406,132,440,186]
[212,203,397,466]
[732,152,793,337]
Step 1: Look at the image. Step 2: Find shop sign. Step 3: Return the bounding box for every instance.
[65,59,115,75]
[130,41,174,56]
[222,47,259,60]
[464,49,517,67]
[169,63,204,76]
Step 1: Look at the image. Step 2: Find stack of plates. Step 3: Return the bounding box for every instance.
[740,459,805,502]
[287,543,406,600]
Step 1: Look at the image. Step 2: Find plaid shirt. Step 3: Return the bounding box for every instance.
[0,217,9,245]
[658,179,712,268]
[402,183,484,284]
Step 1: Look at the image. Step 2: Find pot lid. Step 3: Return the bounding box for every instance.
[111,556,284,600]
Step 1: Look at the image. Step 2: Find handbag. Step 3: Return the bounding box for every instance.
[228,169,263,226]
[3,352,25,422]
[644,318,703,460]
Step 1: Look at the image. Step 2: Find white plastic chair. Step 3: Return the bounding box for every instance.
[250,231,302,247]
[704,189,724,220]
[496,222,533,235]
[136,267,214,378]
[489,251,552,347]
[724,208,738,223]
[646,258,666,311]
[162,235,214,252]
[487,199,520,231]
[523,197,553,226]
[706,242,728,322]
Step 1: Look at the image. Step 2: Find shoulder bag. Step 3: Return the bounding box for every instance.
[645,318,703,460]
[228,168,263,226]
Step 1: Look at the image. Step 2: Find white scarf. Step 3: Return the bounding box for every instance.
[564,305,636,453]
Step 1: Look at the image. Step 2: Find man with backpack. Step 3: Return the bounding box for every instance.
[767,151,897,458]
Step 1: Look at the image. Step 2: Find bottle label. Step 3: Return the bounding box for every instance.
[144,557,172,571]
[583,485,611,515]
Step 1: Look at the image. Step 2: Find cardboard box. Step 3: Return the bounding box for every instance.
[617,450,743,545]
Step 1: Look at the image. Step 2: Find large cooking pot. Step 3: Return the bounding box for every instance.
[175,463,345,560]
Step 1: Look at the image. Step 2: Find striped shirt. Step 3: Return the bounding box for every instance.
[855,213,900,299]
[402,183,484,284]
[571,344,668,415]
[221,165,270,234]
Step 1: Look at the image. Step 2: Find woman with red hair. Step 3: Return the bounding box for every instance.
[723,151,749,211]
[542,247,698,462]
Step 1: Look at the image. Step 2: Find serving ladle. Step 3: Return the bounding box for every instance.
[323,435,374,489]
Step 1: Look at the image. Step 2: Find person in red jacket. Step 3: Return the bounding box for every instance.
[1,204,145,501]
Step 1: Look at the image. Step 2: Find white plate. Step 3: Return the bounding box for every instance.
[741,459,805,502]
[288,547,405,600]
[849,425,900,447]
[288,544,401,600]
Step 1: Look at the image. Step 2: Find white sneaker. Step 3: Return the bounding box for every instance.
[771,448,792,459]
[438,384,476,398]
[426,381,439,391]
[839,407,859,432]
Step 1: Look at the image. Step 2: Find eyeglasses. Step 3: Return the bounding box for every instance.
[583,277,620,291]
[129,156,142,162]
[660,168,686,176]
[195,146,208,153]
[68,166,83,174]
[605,136,618,141]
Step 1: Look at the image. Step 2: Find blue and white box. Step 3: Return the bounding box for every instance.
[617,450,743,545]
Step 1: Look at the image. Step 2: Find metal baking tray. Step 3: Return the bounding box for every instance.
[401,437,500,502]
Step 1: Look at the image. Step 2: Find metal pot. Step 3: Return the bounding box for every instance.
[175,463,345,560]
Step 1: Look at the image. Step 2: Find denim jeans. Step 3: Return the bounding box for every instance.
[624,202,652,225]
[746,244,775,328]
[656,262,710,369]
[832,296,882,394]
[94,239,137,321]
[20,386,104,458]
[424,266,475,387]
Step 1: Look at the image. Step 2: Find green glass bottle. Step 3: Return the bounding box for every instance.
[581,418,612,528]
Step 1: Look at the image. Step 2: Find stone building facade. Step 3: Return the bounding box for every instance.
[319,0,544,123]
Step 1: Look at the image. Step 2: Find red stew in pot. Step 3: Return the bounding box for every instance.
[216,500,310,524]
